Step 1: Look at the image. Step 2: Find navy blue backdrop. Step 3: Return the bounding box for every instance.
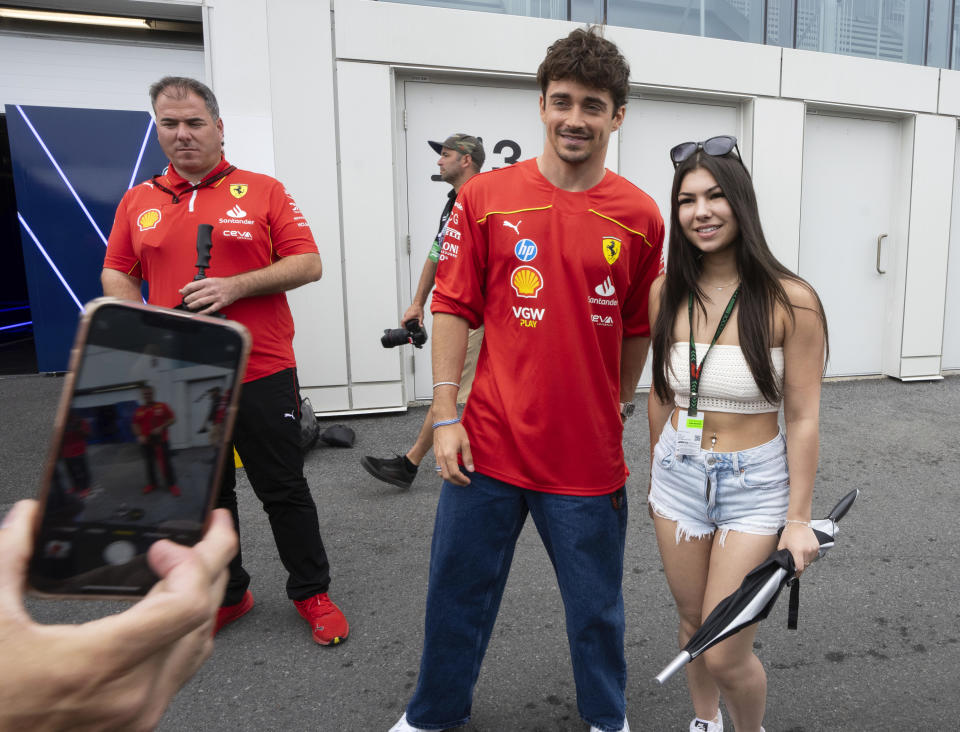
[7,105,169,372]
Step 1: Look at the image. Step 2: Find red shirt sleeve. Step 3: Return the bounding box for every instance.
[430,182,487,329]
[104,190,142,278]
[621,213,665,338]
[267,182,319,260]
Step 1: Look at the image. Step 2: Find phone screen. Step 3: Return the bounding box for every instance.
[29,301,248,597]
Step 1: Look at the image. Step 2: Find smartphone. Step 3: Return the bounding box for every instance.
[28,298,250,598]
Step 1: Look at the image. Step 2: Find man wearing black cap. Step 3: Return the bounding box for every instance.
[361,133,484,489]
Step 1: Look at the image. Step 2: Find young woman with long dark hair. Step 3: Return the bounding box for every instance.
[647,136,828,732]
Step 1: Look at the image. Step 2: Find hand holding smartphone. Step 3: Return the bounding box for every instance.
[28,298,250,598]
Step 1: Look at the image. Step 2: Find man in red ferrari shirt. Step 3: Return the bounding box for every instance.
[102,77,347,646]
[390,28,664,732]
[132,386,179,496]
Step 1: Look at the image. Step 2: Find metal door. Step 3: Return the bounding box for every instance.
[799,113,901,376]
[402,81,542,399]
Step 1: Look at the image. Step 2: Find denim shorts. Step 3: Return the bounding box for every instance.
[649,418,790,544]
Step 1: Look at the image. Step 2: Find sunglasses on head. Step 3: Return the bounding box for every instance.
[670,135,740,168]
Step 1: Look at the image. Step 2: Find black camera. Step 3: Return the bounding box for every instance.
[381,319,428,349]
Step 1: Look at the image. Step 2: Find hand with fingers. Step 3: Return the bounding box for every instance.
[179,277,243,315]
[778,521,821,576]
[433,421,473,486]
[0,500,237,732]
[401,302,425,328]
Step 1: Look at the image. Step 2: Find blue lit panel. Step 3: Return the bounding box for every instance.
[7,106,169,372]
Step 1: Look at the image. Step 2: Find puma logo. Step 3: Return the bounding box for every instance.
[283,412,296,420]
[503,219,521,235]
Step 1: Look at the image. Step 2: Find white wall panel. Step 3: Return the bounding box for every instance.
[901,115,955,364]
[0,34,203,113]
[335,0,573,78]
[942,126,960,370]
[940,69,960,116]
[301,386,350,414]
[352,382,405,411]
[899,356,942,380]
[265,0,347,389]
[337,61,405,387]
[782,49,939,113]
[335,0,781,99]
[883,115,918,379]
[607,27,781,98]
[205,0,273,169]
[750,98,804,273]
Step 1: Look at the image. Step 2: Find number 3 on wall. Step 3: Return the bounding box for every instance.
[492,139,521,169]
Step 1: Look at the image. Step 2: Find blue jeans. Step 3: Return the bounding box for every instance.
[405,471,628,732]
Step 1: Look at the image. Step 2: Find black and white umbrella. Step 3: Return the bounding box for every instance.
[654,489,859,684]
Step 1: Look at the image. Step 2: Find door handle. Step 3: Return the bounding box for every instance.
[876,233,887,274]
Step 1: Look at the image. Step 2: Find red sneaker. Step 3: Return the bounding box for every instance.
[142,484,155,494]
[293,593,349,645]
[215,590,254,635]
[168,484,181,497]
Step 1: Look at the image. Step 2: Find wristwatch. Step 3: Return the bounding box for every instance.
[619,401,635,420]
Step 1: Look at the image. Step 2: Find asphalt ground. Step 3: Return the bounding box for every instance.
[1,373,957,731]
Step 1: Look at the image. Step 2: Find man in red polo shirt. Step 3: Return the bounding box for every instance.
[102,77,347,646]
[131,386,179,496]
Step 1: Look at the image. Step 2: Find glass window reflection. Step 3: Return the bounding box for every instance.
[570,0,603,23]
[926,0,951,68]
[606,0,765,43]
[796,0,927,65]
[765,0,796,47]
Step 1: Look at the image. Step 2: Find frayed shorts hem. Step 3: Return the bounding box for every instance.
[649,495,782,546]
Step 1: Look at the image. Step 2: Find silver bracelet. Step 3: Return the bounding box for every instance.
[433,381,460,389]
[432,417,461,429]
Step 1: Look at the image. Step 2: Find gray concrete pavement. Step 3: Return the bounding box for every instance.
[1,373,957,731]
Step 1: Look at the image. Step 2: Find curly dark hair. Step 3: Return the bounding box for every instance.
[536,25,630,113]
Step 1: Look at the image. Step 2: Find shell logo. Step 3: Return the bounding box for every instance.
[137,209,161,232]
[511,266,543,299]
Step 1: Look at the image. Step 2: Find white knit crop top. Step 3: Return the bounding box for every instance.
[667,342,784,414]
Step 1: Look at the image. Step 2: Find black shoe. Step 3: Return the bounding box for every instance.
[360,454,417,489]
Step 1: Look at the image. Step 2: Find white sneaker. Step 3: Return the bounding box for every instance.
[590,719,630,732]
[388,713,430,732]
[689,711,723,732]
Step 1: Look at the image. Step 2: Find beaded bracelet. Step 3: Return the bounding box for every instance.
[432,417,461,429]
[433,381,460,389]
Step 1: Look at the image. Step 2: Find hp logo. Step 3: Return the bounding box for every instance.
[514,239,538,262]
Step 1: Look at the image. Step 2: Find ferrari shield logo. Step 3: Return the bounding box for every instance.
[229,184,248,199]
[602,237,621,265]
